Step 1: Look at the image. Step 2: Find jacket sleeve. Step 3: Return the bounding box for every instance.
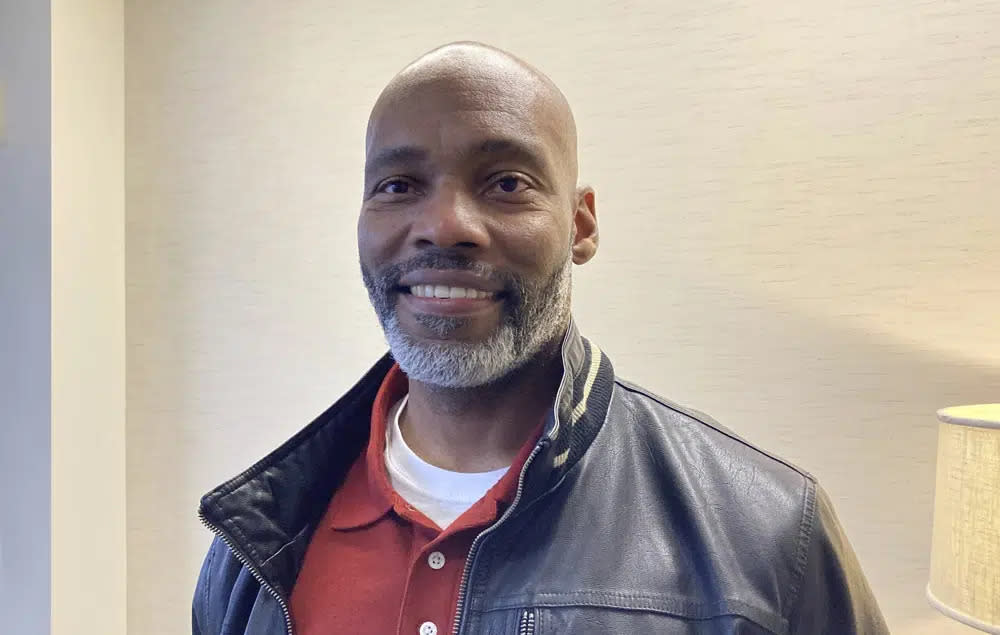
[192,537,221,635]
[788,483,889,634]
[194,536,248,635]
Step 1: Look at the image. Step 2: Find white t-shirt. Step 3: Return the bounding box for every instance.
[384,394,509,530]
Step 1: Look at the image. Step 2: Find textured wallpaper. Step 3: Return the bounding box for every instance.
[125,2,1000,633]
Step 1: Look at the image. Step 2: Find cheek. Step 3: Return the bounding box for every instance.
[357,213,404,268]
[496,214,572,271]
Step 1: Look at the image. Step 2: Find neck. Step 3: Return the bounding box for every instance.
[399,335,565,473]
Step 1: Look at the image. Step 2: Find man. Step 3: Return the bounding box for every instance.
[194,42,888,635]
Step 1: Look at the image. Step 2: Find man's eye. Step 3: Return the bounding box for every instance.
[377,179,412,195]
[490,175,529,194]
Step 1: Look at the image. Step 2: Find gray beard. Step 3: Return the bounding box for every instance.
[362,254,572,388]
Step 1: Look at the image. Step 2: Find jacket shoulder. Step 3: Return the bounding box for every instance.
[608,378,888,633]
[613,377,814,484]
[609,378,813,624]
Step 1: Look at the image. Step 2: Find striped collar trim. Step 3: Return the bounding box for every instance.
[533,319,615,486]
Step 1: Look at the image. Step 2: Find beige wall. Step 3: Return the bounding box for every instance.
[125,2,999,633]
[52,0,126,633]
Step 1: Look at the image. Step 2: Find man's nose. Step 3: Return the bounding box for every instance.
[410,183,489,249]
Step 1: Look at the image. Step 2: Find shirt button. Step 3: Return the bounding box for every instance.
[427,551,446,570]
[419,621,438,635]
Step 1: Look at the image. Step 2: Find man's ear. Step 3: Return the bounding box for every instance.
[571,186,598,265]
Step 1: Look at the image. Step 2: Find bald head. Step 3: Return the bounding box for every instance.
[366,42,579,190]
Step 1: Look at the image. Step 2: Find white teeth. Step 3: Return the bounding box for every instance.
[409,285,493,299]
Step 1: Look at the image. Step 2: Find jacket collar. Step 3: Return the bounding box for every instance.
[521,318,615,501]
[197,317,614,597]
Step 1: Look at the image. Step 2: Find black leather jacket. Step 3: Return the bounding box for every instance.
[195,321,889,634]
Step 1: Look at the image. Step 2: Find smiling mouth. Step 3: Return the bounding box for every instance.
[400,284,502,300]
[395,284,505,320]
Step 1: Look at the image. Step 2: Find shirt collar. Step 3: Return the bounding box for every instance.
[326,361,544,531]
[326,363,408,530]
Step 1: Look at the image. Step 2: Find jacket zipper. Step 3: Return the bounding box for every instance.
[198,512,295,635]
[452,352,570,635]
[518,608,537,635]
[450,441,543,634]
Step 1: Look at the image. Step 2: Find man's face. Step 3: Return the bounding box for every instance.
[358,70,580,388]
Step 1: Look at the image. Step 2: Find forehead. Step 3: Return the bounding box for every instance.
[366,73,569,166]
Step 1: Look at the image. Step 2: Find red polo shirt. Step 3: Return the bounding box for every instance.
[290,364,540,635]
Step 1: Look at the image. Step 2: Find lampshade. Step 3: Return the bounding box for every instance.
[928,404,1000,633]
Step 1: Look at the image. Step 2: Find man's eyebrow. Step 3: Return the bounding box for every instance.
[364,145,429,180]
[476,138,548,170]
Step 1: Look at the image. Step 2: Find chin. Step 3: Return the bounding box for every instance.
[406,313,500,343]
[385,319,521,388]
